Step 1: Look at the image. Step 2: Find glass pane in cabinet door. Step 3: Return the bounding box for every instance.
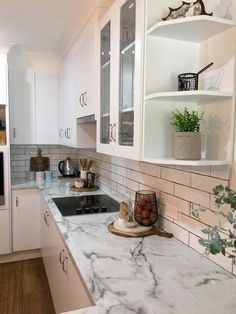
[119,0,135,146]
[120,0,136,51]
[100,22,111,144]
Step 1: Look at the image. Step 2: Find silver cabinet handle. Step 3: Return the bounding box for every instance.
[59,129,63,138]
[16,196,19,207]
[59,249,65,264]
[83,91,87,106]
[62,256,68,274]
[107,123,112,143]
[111,123,116,142]
[13,128,16,138]
[80,94,84,107]
[67,128,71,140]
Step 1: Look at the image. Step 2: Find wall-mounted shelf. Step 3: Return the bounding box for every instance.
[143,157,229,167]
[146,90,233,104]
[147,16,235,43]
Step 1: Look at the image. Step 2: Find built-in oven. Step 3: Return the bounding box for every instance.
[0,152,4,205]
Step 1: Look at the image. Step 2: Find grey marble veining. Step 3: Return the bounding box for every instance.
[12,179,236,314]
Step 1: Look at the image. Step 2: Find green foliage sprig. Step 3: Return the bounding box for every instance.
[191,185,236,264]
[170,107,203,132]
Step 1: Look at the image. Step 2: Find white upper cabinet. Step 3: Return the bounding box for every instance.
[35,72,59,144]
[58,50,77,147]
[9,64,59,145]
[97,0,145,160]
[9,69,36,144]
[143,0,236,166]
[75,21,98,119]
[0,53,8,105]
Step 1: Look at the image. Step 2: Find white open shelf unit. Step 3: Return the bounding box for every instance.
[145,90,233,105]
[143,157,228,167]
[147,16,235,43]
[143,1,236,167]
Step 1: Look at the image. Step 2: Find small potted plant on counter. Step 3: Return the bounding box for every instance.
[192,185,236,264]
[170,107,203,160]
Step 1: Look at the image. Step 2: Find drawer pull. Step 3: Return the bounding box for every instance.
[62,256,68,274]
[59,249,65,264]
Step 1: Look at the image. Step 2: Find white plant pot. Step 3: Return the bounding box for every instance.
[174,132,201,160]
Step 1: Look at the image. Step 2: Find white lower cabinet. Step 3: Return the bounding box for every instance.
[40,199,93,313]
[12,189,40,252]
[0,209,10,254]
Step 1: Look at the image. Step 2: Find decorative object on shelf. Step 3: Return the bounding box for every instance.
[191,185,236,265]
[178,62,213,91]
[162,0,212,21]
[30,148,50,172]
[170,107,203,160]
[134,191,158,226]
[162,1,191,21]
[191,0,213,16]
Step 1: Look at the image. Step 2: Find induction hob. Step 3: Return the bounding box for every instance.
[52,194,119,217]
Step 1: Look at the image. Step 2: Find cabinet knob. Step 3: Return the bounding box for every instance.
[13,128,16,138]
[16,196,19,207]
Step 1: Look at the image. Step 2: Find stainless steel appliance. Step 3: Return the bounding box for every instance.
[0,152,4,205]
[52,194,119,217]
[58,157,79,177]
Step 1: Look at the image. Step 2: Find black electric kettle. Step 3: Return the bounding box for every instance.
[58,157,79,177]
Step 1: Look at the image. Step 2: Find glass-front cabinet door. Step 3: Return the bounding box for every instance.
[97,0,145,159]
[100,22,111,145]
[119,0,135,147]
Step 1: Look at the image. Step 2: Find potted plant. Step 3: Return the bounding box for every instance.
[192,185,236,264]
[170,107,203,160]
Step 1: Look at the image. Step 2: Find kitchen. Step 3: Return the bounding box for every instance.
[0,0,236,313]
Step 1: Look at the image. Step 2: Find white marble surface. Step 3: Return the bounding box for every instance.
[12,178,236,314]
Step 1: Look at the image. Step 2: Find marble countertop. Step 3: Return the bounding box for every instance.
[12,178,236,314]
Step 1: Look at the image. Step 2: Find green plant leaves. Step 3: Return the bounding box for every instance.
[170,107,203,132]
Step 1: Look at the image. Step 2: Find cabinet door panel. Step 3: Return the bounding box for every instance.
[9,70,36,144]
[35,72,59,144]
[76,27,97,118]
[59,53,77,147]
[12,189,40,252]
[67,259,93,311]
[0,54,7,105]
[0,232,10,254]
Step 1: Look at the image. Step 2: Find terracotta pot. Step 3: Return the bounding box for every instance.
[174,132,201,160]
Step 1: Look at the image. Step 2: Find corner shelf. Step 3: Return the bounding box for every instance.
[147,16,235,43]
[145,90,233,104]
[143,157,229,167]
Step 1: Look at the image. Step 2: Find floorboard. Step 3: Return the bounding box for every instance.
[0,258,55,314]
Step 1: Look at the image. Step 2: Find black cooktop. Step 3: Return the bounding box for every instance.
[52,194,119,217]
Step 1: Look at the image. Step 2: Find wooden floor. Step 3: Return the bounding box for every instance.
[0,258,55,314]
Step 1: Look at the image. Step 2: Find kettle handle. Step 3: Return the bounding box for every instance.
[58,161,64,175]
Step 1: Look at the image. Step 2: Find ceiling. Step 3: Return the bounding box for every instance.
[0,0,84,56]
